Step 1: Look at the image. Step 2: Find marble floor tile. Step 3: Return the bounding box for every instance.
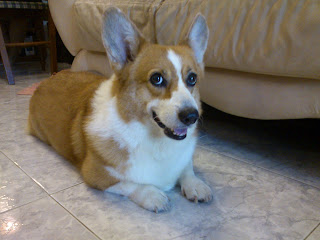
[192,148,320,240]
[1,140,83,194]
[52,183,223,240]
[19,155,83,194]
[0,123,37,150]
[0,151,46,213]
[0,99,41,150]
[53,147,320,240]
[1,140,83,195]
[1,147,82,195]
[0,82,83,194]
[198,135,320,189]
[0,196,99,240]
[0,73,49,92]
[198,106,320,189]
[197,135,288,168]
[268,152,320,190]
[306,224,320,240]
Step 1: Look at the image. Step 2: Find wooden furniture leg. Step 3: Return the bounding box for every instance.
[35,18,47,71]
[48,11,57,74]
[0,23,14,85]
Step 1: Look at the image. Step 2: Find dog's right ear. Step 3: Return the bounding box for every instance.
[187,14,209,64]
[102,7,142,72]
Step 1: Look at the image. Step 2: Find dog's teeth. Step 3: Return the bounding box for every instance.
[172,130,186,136]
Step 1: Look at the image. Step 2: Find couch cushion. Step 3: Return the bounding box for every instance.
[156,0,320,80]
[73,0,320,80]
[73,0,162,53]
[49,0,80,56]
[201,67,320,119]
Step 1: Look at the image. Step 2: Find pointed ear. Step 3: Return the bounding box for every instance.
[101,7,142,71]
[187,14,209,63]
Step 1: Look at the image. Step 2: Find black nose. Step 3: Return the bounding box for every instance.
[178,108,199,126]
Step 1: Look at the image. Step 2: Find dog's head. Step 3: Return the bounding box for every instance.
[102,8,209,140]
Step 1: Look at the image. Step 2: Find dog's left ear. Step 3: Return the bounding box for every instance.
[102,7,142,71]
[187,14,209,63]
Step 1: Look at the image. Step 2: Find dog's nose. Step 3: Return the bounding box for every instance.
[178,108,199,126]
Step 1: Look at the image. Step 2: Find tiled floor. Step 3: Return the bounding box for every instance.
[1,65,320,240]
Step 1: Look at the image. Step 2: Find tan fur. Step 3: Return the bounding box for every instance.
[29,70,120,187]
[81,149,120,190]
[29,43,202,190]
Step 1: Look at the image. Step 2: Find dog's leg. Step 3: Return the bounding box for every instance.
[179,161,213,203]
[82,151,170,212]
[106,182,170,213]
[81,152,120,190]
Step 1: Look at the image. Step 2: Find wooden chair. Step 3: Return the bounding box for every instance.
[0,1,57,85]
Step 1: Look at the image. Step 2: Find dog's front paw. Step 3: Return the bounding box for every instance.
[181,176,213,203]
[129,185,170,213]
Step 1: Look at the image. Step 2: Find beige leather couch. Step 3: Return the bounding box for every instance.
[49,0,320,120]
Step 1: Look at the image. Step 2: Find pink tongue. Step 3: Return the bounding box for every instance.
[174,128,187,135]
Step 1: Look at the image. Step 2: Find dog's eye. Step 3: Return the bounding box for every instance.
[150,73,166,87]
[186,73,197,87]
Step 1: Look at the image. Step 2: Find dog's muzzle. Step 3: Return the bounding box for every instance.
[152,108,199,140]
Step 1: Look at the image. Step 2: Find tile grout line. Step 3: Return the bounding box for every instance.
[304,222,320,240]
[197,145,320,191]
[49,195,103,240]
[199,144,320,191]
[0,196,49,215]
[0,150,51,193]
[0,150,102,240]
[0,149,83,195]
[0,150,52,196]
[49,182,84,195]
[168,226,213,240]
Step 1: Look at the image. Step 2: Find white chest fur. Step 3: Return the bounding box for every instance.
[125,129,196,191]
[86,77,197,191]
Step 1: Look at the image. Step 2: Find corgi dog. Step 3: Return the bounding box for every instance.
[28,7,212,212]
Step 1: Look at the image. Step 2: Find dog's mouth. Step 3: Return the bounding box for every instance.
[152,111,187,140]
